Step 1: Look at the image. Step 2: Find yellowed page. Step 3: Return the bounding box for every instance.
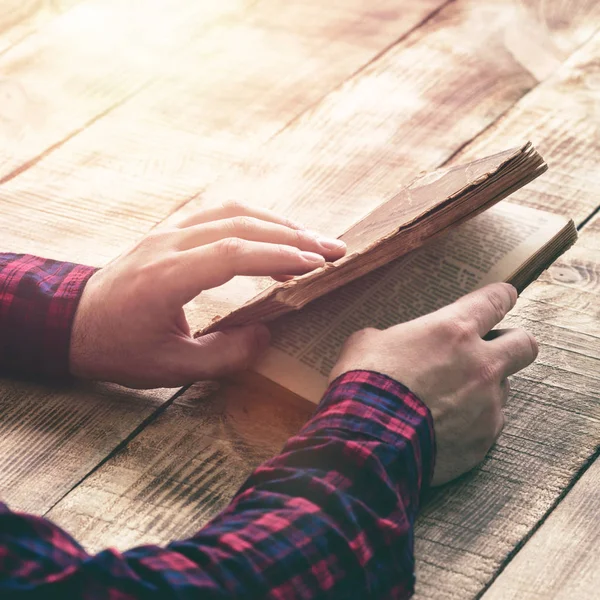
[254,202,569,403]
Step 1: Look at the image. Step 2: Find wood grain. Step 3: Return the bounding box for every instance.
[43,287,600,571]
[0,377,174,514]
[413,316,600,598]
[447,29,600,225]
[44,155,600,599]
[529,211,600,306]
[46,379,312,552]
[248,0,450,50]
[1,0,450,266]
[476,214,599,599]
[0,0,80,55]
[410,33,600,598]
[0,0,252,180]
[481,455,600,600]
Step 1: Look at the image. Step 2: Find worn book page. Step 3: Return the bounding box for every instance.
[253,202,571,403]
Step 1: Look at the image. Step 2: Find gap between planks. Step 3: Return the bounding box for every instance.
[40,384,191,519]
[476,442,600,599]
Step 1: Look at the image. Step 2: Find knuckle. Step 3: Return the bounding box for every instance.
[217,237,246,260]
[220,200,247,216]
[294,228,308,247]
[443,317,474,343]
[486,288,509,322]
[274,243,295,259]
[346,327,377,348]
[137,230,166,249]
[231,215,257,235]
[476,358,501,385]
[231,337,253,369]
[284,217,302,230]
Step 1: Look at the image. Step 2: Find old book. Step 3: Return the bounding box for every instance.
[201,142,547,334]
[194,143,576,403]
[253,201,577,403]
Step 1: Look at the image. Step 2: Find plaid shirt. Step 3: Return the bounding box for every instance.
[0,253,435,599]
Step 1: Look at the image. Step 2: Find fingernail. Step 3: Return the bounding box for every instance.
[306,231,346,251]
[317,237,346,251]
[299,251,325,264]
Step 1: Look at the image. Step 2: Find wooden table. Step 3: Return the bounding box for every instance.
[1,1,599,598]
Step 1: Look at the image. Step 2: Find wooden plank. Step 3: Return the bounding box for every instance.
[3,0,596,271]
[409,32,600,592]
[0,0,252,180]
[0,0,255,518]
[248,0,449,50]
[524,212,600,319]
[447,31,600,225]
[481,455,600,600]
[4,2,600,591]
[513,295,600,339]
[0,1,80,55]
[411,95,600,600]
[0,377,174,514]
[46,379,313,552]
[1,1,450,266]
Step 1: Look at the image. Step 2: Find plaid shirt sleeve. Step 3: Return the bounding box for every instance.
[0,253,436,599]
[0,253,97,380]
[0,373,435,599]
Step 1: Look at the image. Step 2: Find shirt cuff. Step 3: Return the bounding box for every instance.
[0,254,97,380]
[308,370,436,495]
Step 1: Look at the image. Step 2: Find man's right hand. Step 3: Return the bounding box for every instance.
[329,283,538,485]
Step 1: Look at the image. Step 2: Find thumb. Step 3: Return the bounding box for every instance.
[176,324,271,380]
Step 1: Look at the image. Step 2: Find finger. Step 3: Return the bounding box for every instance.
[174,216,346,262]
[494,410,506,439]
[444,283,518,337]
[173,324,271,381]
[487,327,538,378]
[174,201,305,231]
[170,239,327,304]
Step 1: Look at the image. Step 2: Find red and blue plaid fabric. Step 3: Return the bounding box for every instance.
[0,254,97,379]
[0,253,435,599]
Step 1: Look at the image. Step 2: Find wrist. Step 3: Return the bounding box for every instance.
[69,269,103,380]
[310,370,436,491]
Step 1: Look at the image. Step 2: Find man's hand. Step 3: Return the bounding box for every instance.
[70,203,346,388]
[329,283,538,485]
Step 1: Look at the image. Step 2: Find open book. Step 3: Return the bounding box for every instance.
[253,201,576,402]
[197,143,577,403]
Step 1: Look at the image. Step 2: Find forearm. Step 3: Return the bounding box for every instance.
[0,371,435,599]
[177,371,436,598]
[0,253,97,379]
